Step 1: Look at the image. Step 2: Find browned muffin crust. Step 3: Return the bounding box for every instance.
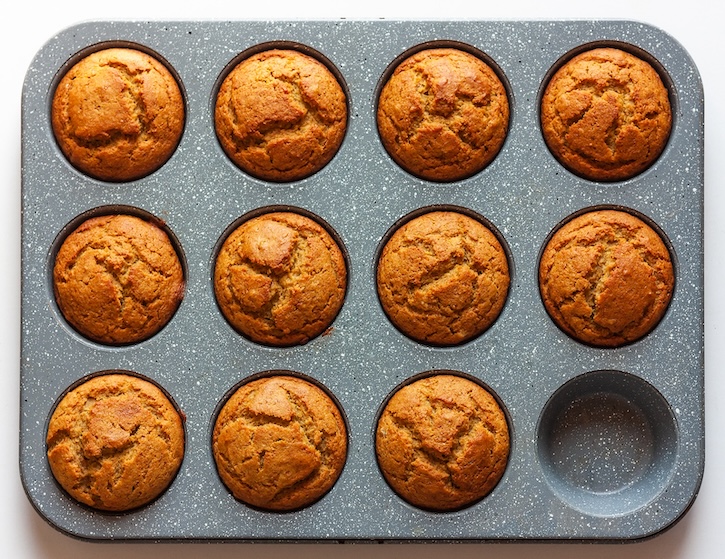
[53,214,185,345]
[46,373,185,512]
[376,211,509,345]
[214,48,347,182]
[51,47,184,182]
[214,211,347,346]
[212,375,347,511]
[377,47,509,182]
[540,47,672,181]
[375,374,509,511]
[539,209,674,347]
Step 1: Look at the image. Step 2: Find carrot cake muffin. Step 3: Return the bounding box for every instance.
[53,213,185,345]
[376,210,509,345]
[375,374,509,511]
[212,374,347,511]
[51,47,184,182]
[539,209,674,347]
[46,373,185,512]
[214,211,347,346]
[214,48,347,182]
[540,47,672,181]
[376,47,509,181]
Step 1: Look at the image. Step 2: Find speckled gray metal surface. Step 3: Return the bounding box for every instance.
[20,20,704,542]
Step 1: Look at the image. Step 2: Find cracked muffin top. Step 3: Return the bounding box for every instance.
[212,374,347,511]
[213,211,347,346]
[53,213,185,345]
[46,373,185,512]
[376,47,509,182]
[214,48,347,182]
[375,373,509,511]
[51,47,185,182]
[540,47,672,182]
[539,209,674,347]
[376,210,509,346]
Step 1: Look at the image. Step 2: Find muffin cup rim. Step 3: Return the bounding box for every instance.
[372,369,513,514]
[47,205,188,349]
[537,40,677,184]
[373,204,514,348]
[47,41,188,184]
[209,369,350,513]
[45,369,187,515]
[535,204,678,349]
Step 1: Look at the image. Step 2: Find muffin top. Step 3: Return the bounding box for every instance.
[51,47,184,182]
[376,374,509,511]
[214,211,347,346]
[215,48,347,182]
[377,47,509,182]
[539,209,674,347]
[46,373,185,512]
[540,47,672,181]
[53,214,184,345]
[376,210,509,345]
[212,375,347,511]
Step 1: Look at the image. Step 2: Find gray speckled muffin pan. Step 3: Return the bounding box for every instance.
[20,20,704,542]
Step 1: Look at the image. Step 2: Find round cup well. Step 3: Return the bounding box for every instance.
[537,370,678,517]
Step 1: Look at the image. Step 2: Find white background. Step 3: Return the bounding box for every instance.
[2,1,722,557]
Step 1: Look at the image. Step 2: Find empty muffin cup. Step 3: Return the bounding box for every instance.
[536,370,678,517]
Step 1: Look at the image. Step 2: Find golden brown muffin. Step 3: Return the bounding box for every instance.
[214,211,347,346]
[376,374,509,511]
[51,47,184,182]
[46,373,185,512]
[376,47,509,182]
[540,47,672,181]
[539,209,674,347]
[214,48,347,182]
[376,210,509,345]
[53,214,185,345]
[212,375,347,511]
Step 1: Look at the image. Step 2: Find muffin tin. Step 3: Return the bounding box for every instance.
[20,20,704,542]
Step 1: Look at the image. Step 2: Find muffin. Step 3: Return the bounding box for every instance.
[214,211,347,346]
[376,210,509,345]
[376,47,509,182]
[53,214,185,345]
[214,48,347,182]
[212,375,347,511]
[539,209,674,347]
[46,373,185,512]
[540,47,672,181]
[375,374,509,511]
[51,47,184,182]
